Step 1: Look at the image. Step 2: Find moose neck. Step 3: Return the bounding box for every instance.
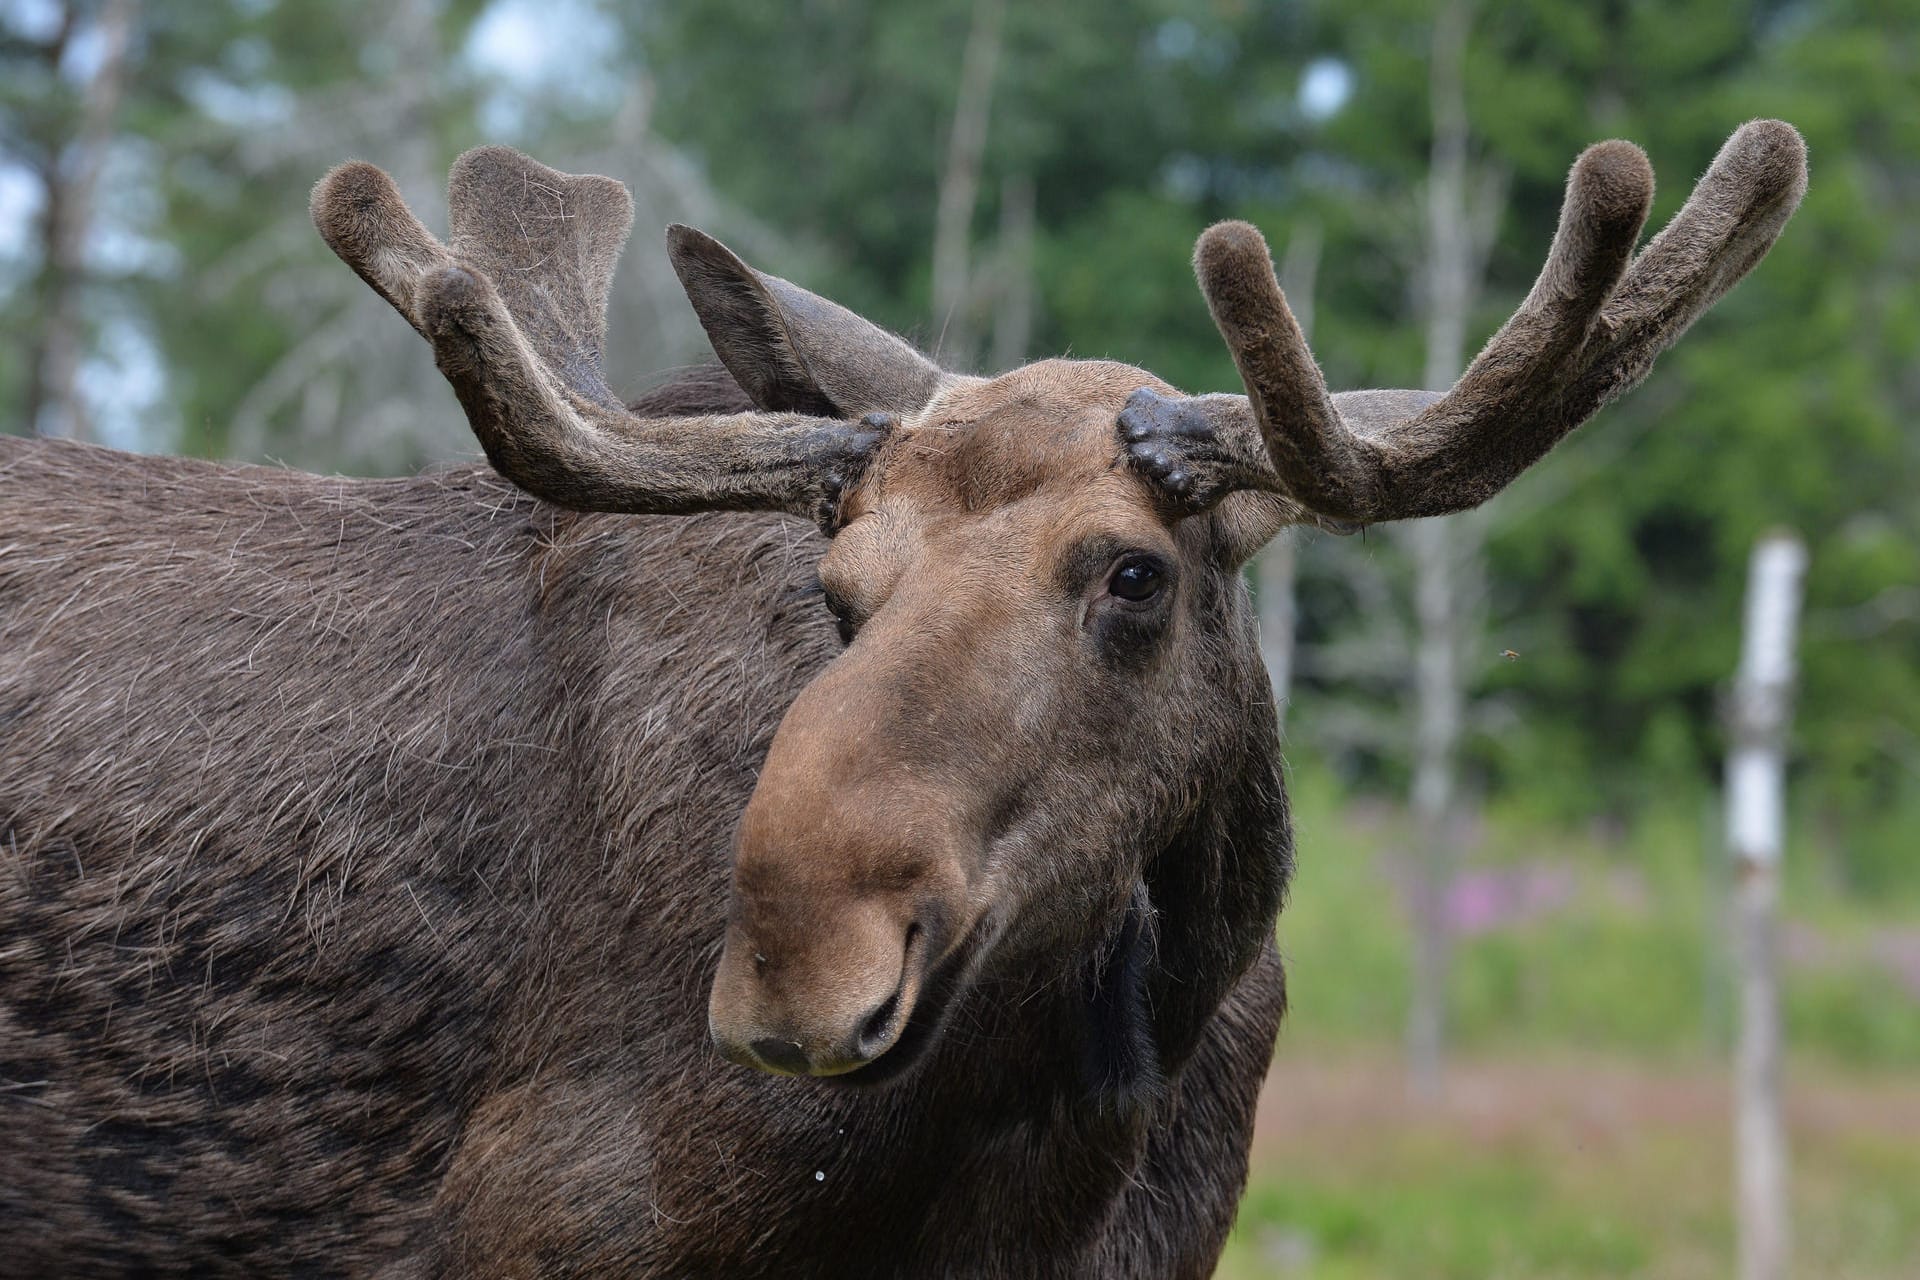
[923,591,1293,1124]
[1133,569,1294,1078]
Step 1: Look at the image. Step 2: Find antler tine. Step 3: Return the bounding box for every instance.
[441,146,635,412]
[310,160,459,336]
[1192,120,1806,525]
[312,148,891,524]
[1192,220,1376,521]
[1410,140,1653,430]
[314,147,642,469]
[1559,119,1808,424]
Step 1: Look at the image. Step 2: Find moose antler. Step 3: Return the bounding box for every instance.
[311,147,889,524]
[1125,120,1807,528]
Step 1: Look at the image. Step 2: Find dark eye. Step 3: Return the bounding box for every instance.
[1108,556,1165,603]
[818,581,858,645]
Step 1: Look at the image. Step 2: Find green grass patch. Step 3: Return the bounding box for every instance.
[1273,760,1920,1069]
[1223,1168,1650,1279]
[1219,1048,1920,1280]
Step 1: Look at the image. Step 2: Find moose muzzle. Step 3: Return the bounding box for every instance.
[707,707,973,1078]
[708,882,932,1076]
[707,560,1006,1079]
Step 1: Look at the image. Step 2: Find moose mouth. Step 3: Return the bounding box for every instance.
[821,913,992,1087]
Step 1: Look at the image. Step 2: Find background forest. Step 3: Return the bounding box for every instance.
[3,0,1915,1275]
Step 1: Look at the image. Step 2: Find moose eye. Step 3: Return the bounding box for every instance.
[818,581,858,645]
[1108,556,1166,603]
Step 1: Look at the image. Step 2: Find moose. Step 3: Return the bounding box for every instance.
[0,120,1804,1276]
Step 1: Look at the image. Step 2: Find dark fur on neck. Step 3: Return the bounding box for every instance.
[1079,880,1164,1116]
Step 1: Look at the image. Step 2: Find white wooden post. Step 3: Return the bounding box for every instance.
[1727,531,1807,1280]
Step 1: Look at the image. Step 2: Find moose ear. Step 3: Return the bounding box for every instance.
[667,225,951,419]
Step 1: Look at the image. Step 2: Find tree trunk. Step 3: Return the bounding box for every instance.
[22,0,138,441]
[1404,517,1463,1099]
[989,171,1034,372]
[1404,0,1477,1100]
[929,0,1005,368]
[1257,540,1298,734]
[1727,532,1806,1280]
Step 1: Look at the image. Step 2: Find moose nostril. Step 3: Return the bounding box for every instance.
[854,921,919,1061]
[857,991,900,1057]
[750,1037,810,1074]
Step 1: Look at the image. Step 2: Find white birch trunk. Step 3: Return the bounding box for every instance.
[1727,532,1807,1280]
[1404,514,1462,1099]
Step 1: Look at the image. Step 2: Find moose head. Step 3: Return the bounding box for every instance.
[314,121,1805,1083]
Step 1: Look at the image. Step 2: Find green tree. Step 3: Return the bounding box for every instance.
[634,0,1306,385]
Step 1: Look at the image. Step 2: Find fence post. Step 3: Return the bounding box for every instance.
[1726,531,1807,1280]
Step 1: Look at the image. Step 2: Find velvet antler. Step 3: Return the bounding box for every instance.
[1124,120,1807,530]
[311,147,888,524]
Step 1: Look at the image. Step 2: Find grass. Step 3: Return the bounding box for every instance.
[1216,1050,1920,1279]
[1215,763,1920,1276]
[1273,763,1920,1067]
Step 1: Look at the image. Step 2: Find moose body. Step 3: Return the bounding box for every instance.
[0,122,1803,1276]
[0,409,1285,1276]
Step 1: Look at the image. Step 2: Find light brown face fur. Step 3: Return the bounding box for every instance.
[707,359,1213,1078]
